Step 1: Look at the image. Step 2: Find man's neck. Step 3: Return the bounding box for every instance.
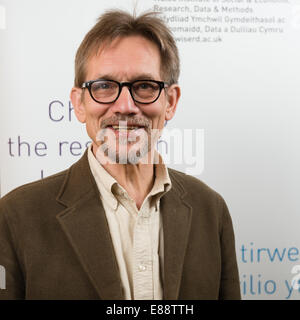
[104,162,154,210]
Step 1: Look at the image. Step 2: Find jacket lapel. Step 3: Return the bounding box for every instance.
[161,171,193,300]
[56,151,124,300]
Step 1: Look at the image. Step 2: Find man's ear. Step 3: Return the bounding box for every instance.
[70,87,86,123]
[165,84,181,121]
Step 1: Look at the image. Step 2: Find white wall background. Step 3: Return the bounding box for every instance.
[1,0,300,300]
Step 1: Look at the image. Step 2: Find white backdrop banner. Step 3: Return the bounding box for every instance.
[0,0,300,300]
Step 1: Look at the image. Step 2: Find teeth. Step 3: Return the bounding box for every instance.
[111,126,139,130]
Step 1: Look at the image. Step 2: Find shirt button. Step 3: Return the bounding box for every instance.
[138,265,146,271]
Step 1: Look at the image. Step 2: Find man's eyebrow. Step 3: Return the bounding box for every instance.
[95,73,157,81]
[95,74,115,80]
[129,74,157,81]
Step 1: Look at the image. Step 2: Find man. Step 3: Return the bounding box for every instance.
[0,10,240,300]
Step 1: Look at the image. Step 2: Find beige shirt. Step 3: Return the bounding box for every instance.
[87,146,171,300]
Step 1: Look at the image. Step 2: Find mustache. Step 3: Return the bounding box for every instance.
[100,115,151,129]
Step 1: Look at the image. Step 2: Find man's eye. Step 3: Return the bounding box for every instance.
[98,82,111,89]
[139,83,150,89]
[93,81,115,90]
[135,82,157,90]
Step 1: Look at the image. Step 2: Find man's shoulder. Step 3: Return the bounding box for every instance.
[167,167,225,204]
[168,167,218,193]
[0,169,68,210]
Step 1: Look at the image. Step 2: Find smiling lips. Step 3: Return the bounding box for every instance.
[105,124,147,140]
[109,125,143,131]
[101,117,151,140]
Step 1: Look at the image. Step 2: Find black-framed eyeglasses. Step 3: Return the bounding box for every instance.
[81,79,168,104]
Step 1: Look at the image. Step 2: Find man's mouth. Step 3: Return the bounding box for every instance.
[103,124,148,143]
[106,125,145,132]
[101,117,150,136]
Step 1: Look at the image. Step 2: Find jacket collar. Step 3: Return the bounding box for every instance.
[56,150,192,300]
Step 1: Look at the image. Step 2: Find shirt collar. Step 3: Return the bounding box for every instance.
[88,145,119,210]
[149,153,172,195]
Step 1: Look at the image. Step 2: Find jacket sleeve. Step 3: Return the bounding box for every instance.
[218,199,241,300]
[0,202,25,300]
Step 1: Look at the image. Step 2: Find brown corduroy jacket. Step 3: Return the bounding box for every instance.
[0,151,241,300]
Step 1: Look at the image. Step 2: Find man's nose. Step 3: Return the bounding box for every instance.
[110,85,140,115]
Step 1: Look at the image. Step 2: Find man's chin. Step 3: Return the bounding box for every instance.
[115,152,141,165]
[96,143,151,165]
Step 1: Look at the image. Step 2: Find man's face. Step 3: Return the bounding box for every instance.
[71,35,180,164]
